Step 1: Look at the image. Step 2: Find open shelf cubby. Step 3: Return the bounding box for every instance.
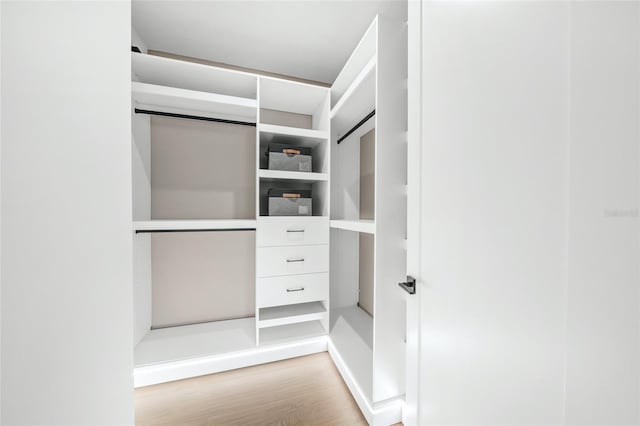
[259,77,330,132]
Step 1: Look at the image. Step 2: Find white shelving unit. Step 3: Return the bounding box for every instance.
[329,15,408,419]
[255,76,331,343]
[130,13,406,425]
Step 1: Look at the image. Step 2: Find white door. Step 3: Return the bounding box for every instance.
[406,1,640,425]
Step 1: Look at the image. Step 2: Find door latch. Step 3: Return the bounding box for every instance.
[398,276,416,295]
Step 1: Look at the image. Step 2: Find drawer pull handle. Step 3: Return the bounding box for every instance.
[286,287,305,292]
[286,258,305,263]
[286,229,305,233]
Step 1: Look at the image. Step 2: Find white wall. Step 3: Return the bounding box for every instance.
[418,1,639,424]
[1,2,134,425]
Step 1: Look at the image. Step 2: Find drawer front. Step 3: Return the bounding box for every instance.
[257,245,329,277]
[257,217,329,247]
[257,273,329,308]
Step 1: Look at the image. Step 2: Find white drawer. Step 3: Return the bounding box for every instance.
[257,273,329,308]
[257,217,329,247]
[257,245,329,277]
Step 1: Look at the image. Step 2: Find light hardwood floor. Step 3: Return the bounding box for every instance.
[135,352,368,425]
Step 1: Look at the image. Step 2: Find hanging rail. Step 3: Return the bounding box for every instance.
[135,228,256,234]
[134,108,257,127]
[336,110,376,144]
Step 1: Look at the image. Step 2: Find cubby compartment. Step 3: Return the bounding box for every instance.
[331,120,376,232]
[259,126,329,174]
[259,180,328,217]
[258,77,330,132]
[329,227,375,401]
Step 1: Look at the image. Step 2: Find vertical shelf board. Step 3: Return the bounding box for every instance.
[132,92,152,347]
[255,78,262,345]
[371,15,408,404]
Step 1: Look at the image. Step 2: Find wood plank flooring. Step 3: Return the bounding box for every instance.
[135,352,368,425]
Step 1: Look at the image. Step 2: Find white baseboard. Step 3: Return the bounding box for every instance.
[327,340,404,426]
[134,335,328,387]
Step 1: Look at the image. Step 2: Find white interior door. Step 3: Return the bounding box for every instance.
[409,1,640,425]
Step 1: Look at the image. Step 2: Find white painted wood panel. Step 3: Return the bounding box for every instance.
[256,245,329,277]
[565,3,640,424]
[1,2,133,423]
[257,217,329,247]
[257,273,329,308]
[418,2,570,423]
[371,14,407,404]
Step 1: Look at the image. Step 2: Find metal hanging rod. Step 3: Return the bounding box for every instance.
[134,108,257,127]
[336,110,376,144]
[135,228,256,234]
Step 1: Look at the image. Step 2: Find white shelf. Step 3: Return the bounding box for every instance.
[258,301,327,328]
[330,58,376,140]
[330,306,373,401]
[331,17,378,108]
[258,169,328,182]
[331,55,376,121]
[132,52,257,99]
[259,123,328,148]
[260,320,327,345]
[135,317,256,367]
[132,82,257,122]
[330,219,375,234]
[133,219,257,233]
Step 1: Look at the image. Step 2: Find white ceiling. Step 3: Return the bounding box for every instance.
[132,0,406,85]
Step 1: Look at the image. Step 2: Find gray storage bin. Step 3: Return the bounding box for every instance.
[267,143,312,172]
[268,188,312,216]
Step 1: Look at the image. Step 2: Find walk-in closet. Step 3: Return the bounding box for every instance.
[130,10,407,425]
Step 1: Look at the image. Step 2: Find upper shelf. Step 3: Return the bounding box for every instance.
[259,169,328,182]
[330,219,375,234]
[331,56,376,119]
[132,82,257,122]
[330,58,376,140]
[132,52,257,99]
[331,67,376,138]
[331,17,378,109]
[259,124,328,148]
